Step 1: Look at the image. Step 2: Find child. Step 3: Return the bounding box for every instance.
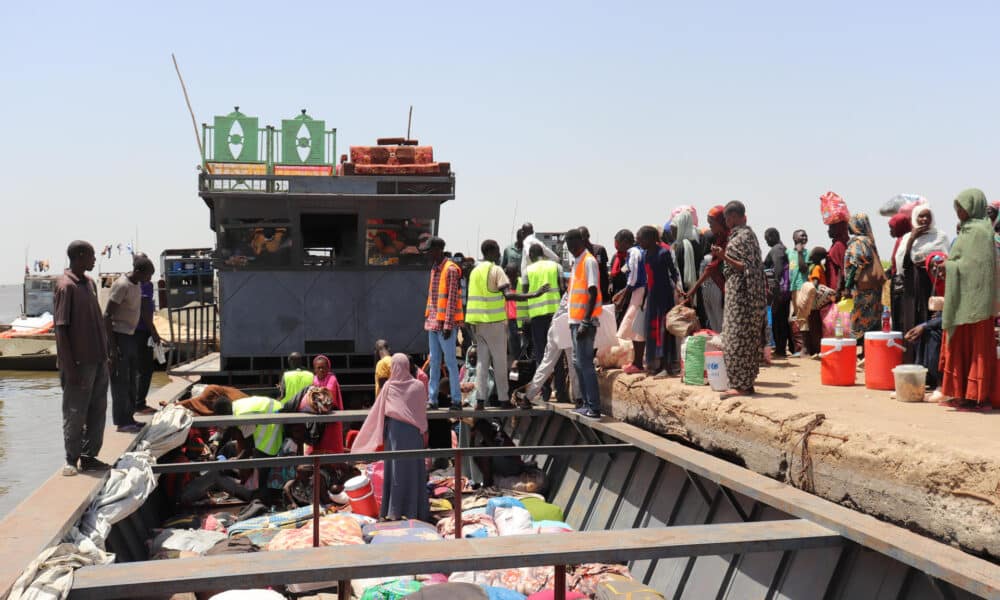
[802,247,830,356]
[808,247,828,287]
[905,252,946,400]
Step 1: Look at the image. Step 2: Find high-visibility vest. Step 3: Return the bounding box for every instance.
[280,369,313,407]
[515,299,528,326]
[525,259,561,319]
[465,262,507,324]
[232,396,283,456]
[425,259,464,323]
[569,251,603,322]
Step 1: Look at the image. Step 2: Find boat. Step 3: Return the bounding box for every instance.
[0,273,59,370]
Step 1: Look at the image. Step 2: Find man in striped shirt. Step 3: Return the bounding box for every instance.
[421,236,464,408]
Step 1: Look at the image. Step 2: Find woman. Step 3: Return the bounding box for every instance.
[352,353,430,520]
[283,385,343,455]
[887,213,912,338]
[612,229,647,374]
[939,189,996,409]
[896,207,950,361]
[672,209,706,327]
[905,252,947,394]
[844,214,886,357]
[715,201,766,397]
[684,205,729,332]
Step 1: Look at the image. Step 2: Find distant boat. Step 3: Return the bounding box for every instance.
[0,273,59,370]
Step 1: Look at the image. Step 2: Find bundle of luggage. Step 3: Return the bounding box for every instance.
[345,138,451,176]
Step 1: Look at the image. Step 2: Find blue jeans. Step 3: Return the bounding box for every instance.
[428,329,461,406]
[570,323,600,414]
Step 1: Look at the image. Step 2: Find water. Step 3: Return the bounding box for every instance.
[0,284,167,517]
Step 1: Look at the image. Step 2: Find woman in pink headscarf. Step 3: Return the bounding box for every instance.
[352,353,429,521]
[305,355,344,454]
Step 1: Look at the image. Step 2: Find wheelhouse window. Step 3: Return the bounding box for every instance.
[218,219,293,268]
[366,218,435,266]
[301,213,358,267]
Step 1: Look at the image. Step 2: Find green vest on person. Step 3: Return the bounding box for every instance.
[525,259,561,319]
[232,396,283,456]
[465,262,507,325]
[280,369,313,407]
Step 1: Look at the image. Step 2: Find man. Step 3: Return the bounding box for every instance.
[578,226,611,301]
[54,241,111,476]
[278,352,313,407]
[564,228,603,419]
[229,395,284,490]
[512,291,579,407]
[105,255,155,433]
[420,236,464,408]
[132,253,161,414]
[500,228,525,275]
[763,228,794,358]
[524,243,563,400]
[787,229,809,354]
[637,226,680,377]
[518,223,562,287]
[466,240,550,409]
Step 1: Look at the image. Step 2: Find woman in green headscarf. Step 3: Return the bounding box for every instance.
[843,213,886,357]
[939,188,996,408]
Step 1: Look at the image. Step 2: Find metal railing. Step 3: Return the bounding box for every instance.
[166,303,218,369]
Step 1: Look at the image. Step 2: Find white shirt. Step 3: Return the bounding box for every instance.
[520,234,561,284]
[625,246,643,288]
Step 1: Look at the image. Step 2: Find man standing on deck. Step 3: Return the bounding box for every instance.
[421,236,464,408]
[133,253,161,415]
[763,228,794,358]
[518,223,562,287]
[579,226,611,302]
[466,240,551,409]
[106,256,155,434]
[524,243,563,401]
[54,241,111,476]
[564,228,603,419]
[278,352,313,407]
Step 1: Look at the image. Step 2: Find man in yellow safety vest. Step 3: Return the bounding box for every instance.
[277,352,313,407]
[466,240,551,409]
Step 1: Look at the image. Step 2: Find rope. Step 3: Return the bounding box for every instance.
[789,413,826,493]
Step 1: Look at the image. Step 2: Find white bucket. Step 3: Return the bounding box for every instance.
[892,365,927,403]
[705,352,729,392]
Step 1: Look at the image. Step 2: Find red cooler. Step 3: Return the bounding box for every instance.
[821,338,857,386]
[864,331,904,390]
[344,474,379,518]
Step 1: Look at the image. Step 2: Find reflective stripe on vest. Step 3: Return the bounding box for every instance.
[232,396,283,456]
[465,262,507,324]
[280,369,313,407]
[525,260,561,319]
[425,260,465,323]
[569,251,604,321]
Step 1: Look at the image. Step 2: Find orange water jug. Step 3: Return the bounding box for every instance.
[863,331,904,390]
[344,474,379,518]
[821,338,857,386]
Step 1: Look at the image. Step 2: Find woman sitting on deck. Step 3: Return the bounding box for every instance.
[352,353,430,521]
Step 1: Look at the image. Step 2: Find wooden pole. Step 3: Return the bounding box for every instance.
[406,105,413,141]
[171,53,204,157]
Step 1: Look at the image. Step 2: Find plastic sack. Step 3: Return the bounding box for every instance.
[665,304,699,338]
[820,191,850,225]
[683,335,707,385]
[820,303,853,338]
[836,297,854,314]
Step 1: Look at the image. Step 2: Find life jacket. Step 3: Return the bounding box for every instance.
[232,396,283,456]
[280,369,313,407]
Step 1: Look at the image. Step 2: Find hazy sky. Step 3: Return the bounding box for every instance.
[2,1,998,283]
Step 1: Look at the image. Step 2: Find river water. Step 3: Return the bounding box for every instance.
[0,284,167,517]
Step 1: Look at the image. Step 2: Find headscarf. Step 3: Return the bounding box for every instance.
[925,251,947,297]
[311,354,344,410]
[845,213,877,270]
[889,213,912,273]
[705,205,730,289]
[351,353,428,454]
[672,208,699,290]
[943,189,996,334]
[670,205,699,228]
[906,206,950,264]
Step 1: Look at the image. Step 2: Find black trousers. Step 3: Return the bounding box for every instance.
[771,295,795,356]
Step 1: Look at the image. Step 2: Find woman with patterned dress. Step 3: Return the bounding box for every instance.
[843,214,886,358]
[716,201,766,397]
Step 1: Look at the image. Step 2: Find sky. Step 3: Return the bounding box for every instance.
[1,1,998,284]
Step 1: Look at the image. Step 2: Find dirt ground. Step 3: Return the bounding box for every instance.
[599,355,1000,557]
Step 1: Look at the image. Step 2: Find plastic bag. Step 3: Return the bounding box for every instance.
[665,305,699,338]
[820,191,850,225]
